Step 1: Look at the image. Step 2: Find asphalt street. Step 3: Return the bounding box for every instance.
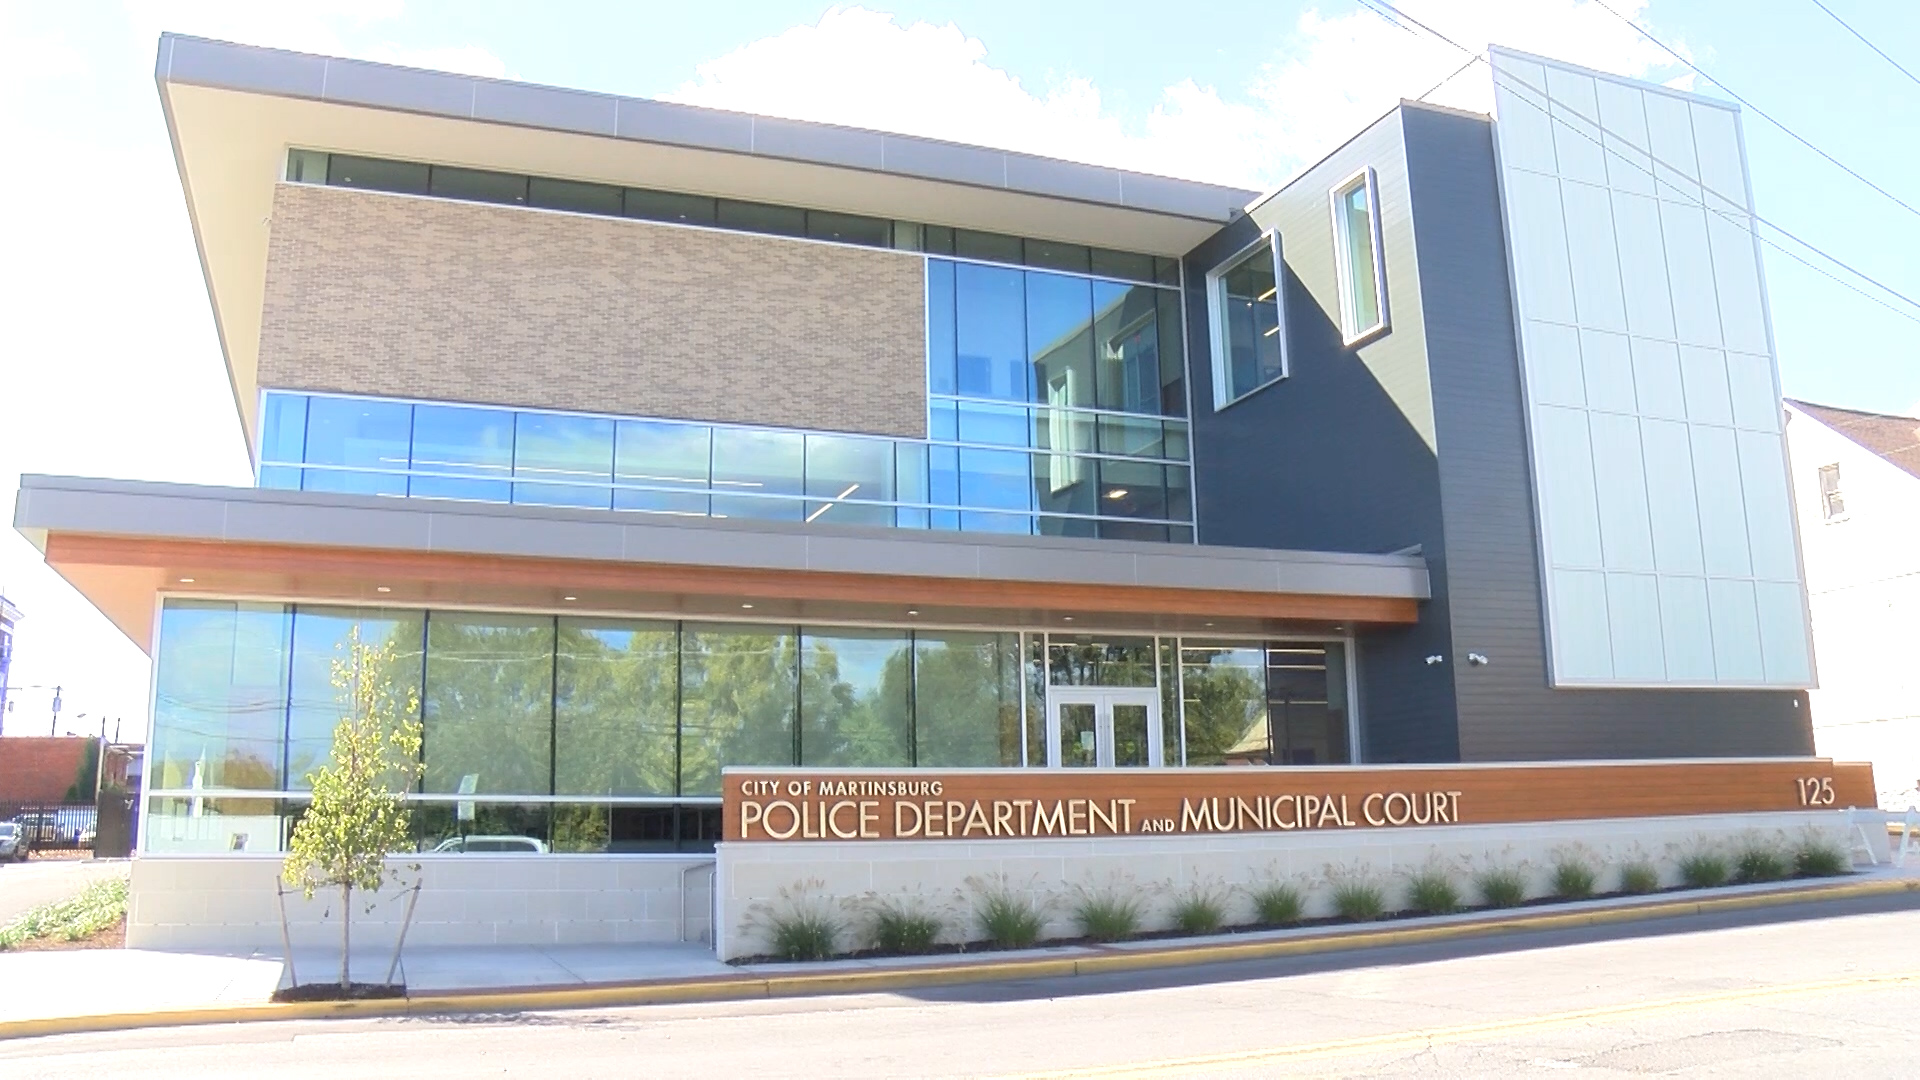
[2,893,1916,1078]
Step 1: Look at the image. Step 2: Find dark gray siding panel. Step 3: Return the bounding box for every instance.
[1186,110,1459,763]
[1402,104,1812,760]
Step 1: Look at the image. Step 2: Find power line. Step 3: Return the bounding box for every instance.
[1416,54,1483,103]
[1353,0,1421,39]
[1591,0,1920,222]
[1368,0,1477,58]
[1809,0,1920,88]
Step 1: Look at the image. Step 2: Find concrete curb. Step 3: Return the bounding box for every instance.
[4,875,1915,1041]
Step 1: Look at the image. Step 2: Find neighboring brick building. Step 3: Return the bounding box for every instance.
[0,736,91,804]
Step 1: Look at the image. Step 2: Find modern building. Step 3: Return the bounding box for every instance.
[10,36,1822,945]
[1784,400,1920,809]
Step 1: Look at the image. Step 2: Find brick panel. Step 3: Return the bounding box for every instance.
[258,184,928,437]
[0,737,89,803]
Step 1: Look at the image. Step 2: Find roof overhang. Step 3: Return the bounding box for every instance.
[15,476,1428,653]
[155,34,1258,453]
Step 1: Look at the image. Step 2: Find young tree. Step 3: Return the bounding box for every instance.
[282,628,423,990]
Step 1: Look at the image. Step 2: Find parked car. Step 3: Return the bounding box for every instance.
[0,822,27,862]
[77,827,97,849]
[431,835,548,854]
[13,811,61,846]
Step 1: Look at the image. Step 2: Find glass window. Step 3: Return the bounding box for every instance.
[1332,168,1388,342]
[1179,643,1269,766]
[1269,643,1350,765]
[555,618,677,797]
[1156,290,1186,418]
[1099,458,1168,521]
[928,400,959,442]
[804,434,895,527]
[1024,239,1090,274]
[1159,640,1182,766]
[1090,248,1155,284]
[151,600,291,792]
[1034,413,1095,519]
[285,149,328,184]
[954,263,1028,401]
[1092,282,1165,416]
[1164,421,1191,461]
[957,448,1032,511]
[927,259,957,395]
[422,612,555,797]
[1099,520,1168,542]
[1207,233,1286,408]
[678,624,797,796]
[260,465,301,490]
[514,412,614,509]
[304,397,411,471]
[144,796,293,855]
[1096,413,1166,459]
[327,155,428,196]
[285,607,424,790]
[550,803,710,854]
[412,802,550,854]
[923,225,956,255]
[960,509,1034,535]
[1818,463,1845,519]
[914,631,1022,767]
[806,210,891,247]
[1167,465,1193,522]
[928,445,960,507]
[711,428,803,520]
[955,229,1023,264]
[1036,514,1097,538]
[624,188,717,226]
[1154,257,1182,287]
[716,199,806,237]
[615,420,711,516]
[955,402,1030,448]
[428,166,527,206]
[800,630,912,766]
[1028,272,1095,411]
[1048,636,1157,687]
[409,404,513,502]
[261,393,308,464]
[304,469,407,498]
[529,177,623,216]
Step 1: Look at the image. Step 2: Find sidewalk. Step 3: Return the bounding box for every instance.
[2,864,1915,1037]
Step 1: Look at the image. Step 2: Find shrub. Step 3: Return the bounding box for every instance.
[1551,858,1597,900]
[767,906,840,962]
[1070,885,1146,942]
[1473,866,1527,909]
[1330,880,1387,922]
[1404,867,1461,916]
[968,877,1046,949]
[0,878,128,950]
[864,896,943,955]
[1793,840,1849,878]
[1248,882,1304,926]
[1617,861,1661,895]
[1678,851,1730,889]
[1168,882,1231,936]
[1733,845,1791,884]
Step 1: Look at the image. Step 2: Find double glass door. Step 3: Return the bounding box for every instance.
[1046,688,1163,768]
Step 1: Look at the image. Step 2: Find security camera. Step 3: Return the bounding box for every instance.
[1467,652,1489,665]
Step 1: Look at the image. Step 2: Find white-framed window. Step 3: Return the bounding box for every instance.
[1330,167,1389,344]
[1817,463,1845,520]
[1205,231,1287,410]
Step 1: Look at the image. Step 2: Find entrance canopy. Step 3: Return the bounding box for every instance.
[14,475,1429,651]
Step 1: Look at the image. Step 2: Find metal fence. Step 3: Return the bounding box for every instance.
[1,803,98,852]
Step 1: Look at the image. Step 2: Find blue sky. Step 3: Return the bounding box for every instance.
[0,0,1915,738]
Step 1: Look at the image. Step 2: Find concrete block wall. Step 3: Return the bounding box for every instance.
[258,183,929,439]
[127,854,714,951]
[715,811,1864,960]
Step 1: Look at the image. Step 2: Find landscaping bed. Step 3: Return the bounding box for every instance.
[0,878,129,952]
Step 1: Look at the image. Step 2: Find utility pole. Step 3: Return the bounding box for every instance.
[49,685,61,737]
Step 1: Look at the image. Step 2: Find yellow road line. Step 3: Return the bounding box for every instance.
[996,971,1920,1079]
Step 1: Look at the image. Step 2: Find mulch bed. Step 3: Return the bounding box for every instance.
[272,982,407,1003]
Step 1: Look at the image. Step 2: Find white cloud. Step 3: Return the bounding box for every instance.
[667,2,1693,191]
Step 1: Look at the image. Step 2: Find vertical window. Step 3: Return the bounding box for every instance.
[1205,232,1287,409]
[422,612,556,797]
[1818,463,1845,520]
[799,630,912,766]
[1331,167,1389,343]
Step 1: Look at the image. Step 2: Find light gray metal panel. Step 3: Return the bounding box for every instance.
[879,136,1007,189]
[161,35,328,98]
[752,116,887,172]
[428,510,626,563]
[613,97,755,152]
[321,56,475,116]
[472,81,618,136]
[222,498,434,551]
[1003,154,1124,205]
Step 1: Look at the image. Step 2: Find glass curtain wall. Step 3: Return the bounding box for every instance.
[146,602,1354,854]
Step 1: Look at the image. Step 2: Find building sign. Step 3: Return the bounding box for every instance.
[722,760,1876,843]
